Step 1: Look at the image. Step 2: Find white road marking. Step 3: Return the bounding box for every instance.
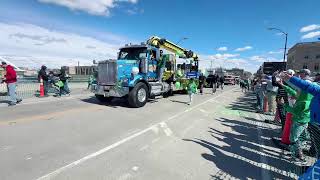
[36,87,237,180]
[118,173,132,180]
[26,157,32,160]
[151,138,160,143]
[139,145,149,151]
[131,166,139,171]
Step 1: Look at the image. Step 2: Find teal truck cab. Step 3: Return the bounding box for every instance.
[93,36,198,108]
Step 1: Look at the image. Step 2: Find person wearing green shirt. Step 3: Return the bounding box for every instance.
[280,81,312,162]
[187,78,197,105]
[87,74,95,89]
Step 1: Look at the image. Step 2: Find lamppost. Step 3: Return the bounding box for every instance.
[176,37,189,45]
[268,27,288,63]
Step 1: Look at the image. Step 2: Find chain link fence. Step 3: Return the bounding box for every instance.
[0,78,88,100]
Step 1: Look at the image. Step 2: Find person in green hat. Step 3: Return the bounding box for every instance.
[187,78,197,105]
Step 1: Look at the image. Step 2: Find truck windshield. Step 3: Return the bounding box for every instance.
[118,48,147,60]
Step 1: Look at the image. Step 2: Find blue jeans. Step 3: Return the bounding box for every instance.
[7,83,22,104]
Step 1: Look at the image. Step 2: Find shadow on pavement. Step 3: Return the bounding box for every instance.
[0,100,10,104]
[170,99,188,105]
[227,92,257,113]
[80,96,159,108]
[183,91,298,179]
[184,118,296,179]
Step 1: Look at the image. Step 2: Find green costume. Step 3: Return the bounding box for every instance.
[283,84,313,158]
[187,81,197,94]
[283,85,312,124]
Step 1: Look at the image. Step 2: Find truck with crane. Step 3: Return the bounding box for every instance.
[93,36,199,108]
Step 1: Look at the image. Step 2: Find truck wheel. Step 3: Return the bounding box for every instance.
[128,82,148,108]
[95,94,113,103]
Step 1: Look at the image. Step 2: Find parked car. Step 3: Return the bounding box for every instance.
[224,75,235,85]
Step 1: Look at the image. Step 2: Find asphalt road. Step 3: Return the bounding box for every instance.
[0,86,297,180]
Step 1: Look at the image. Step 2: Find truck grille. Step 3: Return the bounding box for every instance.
[97,60,117,85]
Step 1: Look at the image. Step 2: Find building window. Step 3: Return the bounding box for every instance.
[304,55,309,59]
[303,63,308,69]
[315,63,320,71]
[316,55,320,59]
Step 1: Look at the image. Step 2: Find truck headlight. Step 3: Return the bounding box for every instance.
[131,67,139,75]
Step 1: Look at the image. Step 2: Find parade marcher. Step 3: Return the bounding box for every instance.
[219,76,224,90]
[38,65,49,96]
[280,75,312,163]
[1,61,22,106]
[198,73,206,95]
[88,74,95,90]
[187,78,197,105]
[57,68,70,96]
[212,74,218,94]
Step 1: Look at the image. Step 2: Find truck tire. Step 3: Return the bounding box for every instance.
[95,94,113,103]
[128,82,148,108]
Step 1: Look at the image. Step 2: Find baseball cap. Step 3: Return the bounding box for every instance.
[299,69,311,76]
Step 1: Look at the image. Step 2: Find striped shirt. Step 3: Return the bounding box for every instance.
[276,86,289,104]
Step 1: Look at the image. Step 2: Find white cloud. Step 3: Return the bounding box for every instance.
[217,46,228,51]
[301,31,320,39]
[38,0,138,16]
[268,50,282,54]
[198,53,246,69]
[211,53,240,59]
[0,22,124,68]
[235,46,253,52]
[300,24,320,33]
[250,55,282,63]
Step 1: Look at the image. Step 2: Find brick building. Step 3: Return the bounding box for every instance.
[287,41,320,74]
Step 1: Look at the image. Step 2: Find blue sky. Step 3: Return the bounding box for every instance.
[0,0,319,71]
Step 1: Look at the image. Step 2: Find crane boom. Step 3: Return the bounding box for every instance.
[146,36,198,60]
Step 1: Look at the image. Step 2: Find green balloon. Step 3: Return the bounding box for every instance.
[175,82,181,89]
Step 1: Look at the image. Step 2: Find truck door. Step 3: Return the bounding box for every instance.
[147,49,158,81]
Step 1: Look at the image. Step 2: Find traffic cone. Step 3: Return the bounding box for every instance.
[263,96,268,113]
[39,77,45,97]
[281,113,293,145]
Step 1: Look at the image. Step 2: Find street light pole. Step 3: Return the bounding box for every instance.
[283,33,288,63]
[268,27,288,62]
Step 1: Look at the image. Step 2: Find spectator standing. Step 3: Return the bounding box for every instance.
[0,61,22,106]
[266,75,278,115]
[280,78,312,163]
[38,65,49,96]
[285,72,320,159]
[275,80,289,131]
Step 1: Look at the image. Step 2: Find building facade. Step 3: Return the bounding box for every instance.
[287,42,320,73]
[63,66,97,75]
